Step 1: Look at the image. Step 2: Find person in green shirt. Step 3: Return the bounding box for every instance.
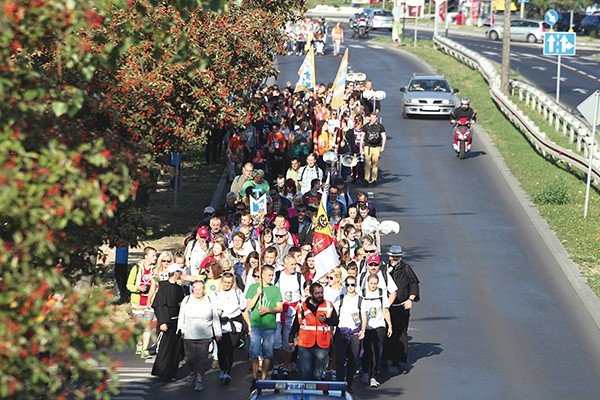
[245,265,282,389]
[240,169,270,200]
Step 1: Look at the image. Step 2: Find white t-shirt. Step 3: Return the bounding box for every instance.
[359,270,398,294]
[185,240,208,276]
[275,272,304,323]
[324,285,343,308]
[215,288,245,333]
[362,289,389,330]
[338,294,362,329]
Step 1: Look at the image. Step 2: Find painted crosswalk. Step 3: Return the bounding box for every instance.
[112,366,154,400]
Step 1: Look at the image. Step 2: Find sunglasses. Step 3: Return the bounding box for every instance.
[162,259,172,263]
[222,272,234,277]
[327,276,335,280]
[275,234,287,238]
[368,262,379,266]
[253,274,260,278]
[345,283,356,287]
[365,250,376,254]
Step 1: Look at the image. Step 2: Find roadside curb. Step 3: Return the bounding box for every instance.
[211,167,230,210]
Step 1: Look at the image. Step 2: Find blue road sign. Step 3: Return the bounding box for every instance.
[543,32,576,56]
[544,9,560,26]
[518,0,530,3]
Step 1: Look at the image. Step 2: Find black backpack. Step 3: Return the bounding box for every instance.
[364,125,383,146]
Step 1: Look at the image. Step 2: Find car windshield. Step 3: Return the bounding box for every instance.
[409,80,450,92]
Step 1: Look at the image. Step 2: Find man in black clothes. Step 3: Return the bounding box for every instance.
[151,264,186,380]
[383,245,420,373]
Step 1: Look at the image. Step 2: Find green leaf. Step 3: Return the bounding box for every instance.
[51,102,69,117]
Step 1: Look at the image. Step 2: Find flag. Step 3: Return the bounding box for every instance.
[330,48,348,111]
[295,45,316,92]
[312,173,339,282]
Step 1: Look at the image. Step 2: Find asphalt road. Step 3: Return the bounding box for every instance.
[110,39,600,400]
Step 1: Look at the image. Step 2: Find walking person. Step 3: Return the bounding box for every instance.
[331,22,344,56]
[151,263,186,380]
[245,265,283,391]
[383,245,420,373]
[216,272,251,384]
[334,276,364,393]
[177,280,222,391]
[126,246,158,359]
[360,273,392,388]
[288,282,339,381]
[362,113,386,187]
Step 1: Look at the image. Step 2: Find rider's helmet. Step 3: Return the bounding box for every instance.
[387,245,404,257]
[460,97,470,106]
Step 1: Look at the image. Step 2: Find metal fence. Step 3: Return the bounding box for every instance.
[433,35,599,184]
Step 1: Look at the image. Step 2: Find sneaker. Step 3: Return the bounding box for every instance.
[194,380,204,392]
[140,350,151,359]
[271,366,280,380]
[135,342,143,355]
[361,373,369,384]
[223,372,231,384]
[281,369,289,379]
[186,373,196,388]
[218,370,226,380]
[369,378,380,388]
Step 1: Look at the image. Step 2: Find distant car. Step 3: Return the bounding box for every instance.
[348,7,392,30]
[580,14,600,35]
[555,12,586,32]
[247,380,353,400]
[399,75,459,118]
[586,3,600,14]
[371,9,393,30]
[485,19,548,43]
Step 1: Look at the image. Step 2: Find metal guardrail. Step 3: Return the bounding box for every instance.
[432,35,600,184]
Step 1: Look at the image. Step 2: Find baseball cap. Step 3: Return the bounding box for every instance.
[197,226,209,238]
[367,254,381,265]
[204,206,215,214]
[167,263,184,274]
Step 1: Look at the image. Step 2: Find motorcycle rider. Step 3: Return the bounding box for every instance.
[450,97,476,152]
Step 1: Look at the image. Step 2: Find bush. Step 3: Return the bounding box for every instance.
[533,180,571,205]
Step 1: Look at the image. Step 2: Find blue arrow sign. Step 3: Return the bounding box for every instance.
[544,9,560,26]
[543,32,576,56]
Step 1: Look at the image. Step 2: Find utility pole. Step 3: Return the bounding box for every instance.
[500,0,511,94]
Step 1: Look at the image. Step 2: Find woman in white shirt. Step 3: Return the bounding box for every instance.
[360,274,392,388]
[215,272,250,384]
[334,276,364,394]
[177,280,222,392]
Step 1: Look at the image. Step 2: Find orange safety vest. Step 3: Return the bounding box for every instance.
[296,300,334,349]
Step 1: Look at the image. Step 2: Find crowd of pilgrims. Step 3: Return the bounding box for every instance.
[125,76,420,393]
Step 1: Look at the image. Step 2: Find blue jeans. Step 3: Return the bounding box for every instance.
[298,346,330,380]
[249,327,276,360]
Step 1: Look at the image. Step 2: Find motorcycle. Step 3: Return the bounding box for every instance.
[352,16,370,38]
[452,116,474,159]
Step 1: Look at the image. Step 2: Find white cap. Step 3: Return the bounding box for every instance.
[167,263,184,274]
[204,206,215,214]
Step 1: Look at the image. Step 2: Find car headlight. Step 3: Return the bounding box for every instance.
[441,99,451,105]
[405,98,416,104]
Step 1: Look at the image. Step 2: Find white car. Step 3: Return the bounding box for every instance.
[485,19,548,43]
